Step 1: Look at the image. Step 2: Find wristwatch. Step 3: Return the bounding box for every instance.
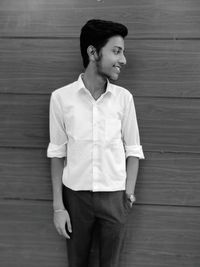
[126,194,136,206]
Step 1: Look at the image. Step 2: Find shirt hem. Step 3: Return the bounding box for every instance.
[62,183,126,192]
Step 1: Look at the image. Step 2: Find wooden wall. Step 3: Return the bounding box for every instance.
[0,0,200,266]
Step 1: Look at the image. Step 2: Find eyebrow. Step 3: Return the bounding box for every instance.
[113,46,125,52]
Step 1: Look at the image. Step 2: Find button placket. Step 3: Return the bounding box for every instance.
[92,104,99,190]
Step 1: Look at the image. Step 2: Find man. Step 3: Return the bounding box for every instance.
[47,19,144,267]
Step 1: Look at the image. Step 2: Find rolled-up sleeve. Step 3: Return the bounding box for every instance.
[47,92,68,158]
[122,94,144,159]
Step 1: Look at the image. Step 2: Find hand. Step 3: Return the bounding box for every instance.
[127,200,133,208]
[53,209,72,239]
[125,192,136,208]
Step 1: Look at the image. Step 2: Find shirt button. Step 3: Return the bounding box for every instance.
[94,166,98,171]
[93,106,97,113]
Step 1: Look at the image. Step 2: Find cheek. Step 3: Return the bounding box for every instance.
[100,53,115,65]
[102,58,115,69]
[98,60,110,71]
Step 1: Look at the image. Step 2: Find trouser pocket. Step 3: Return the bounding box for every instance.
[123,191,133,214]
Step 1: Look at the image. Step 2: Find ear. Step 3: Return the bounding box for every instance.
[87,45,99,62]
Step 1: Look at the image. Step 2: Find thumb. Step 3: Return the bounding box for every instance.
[66,215,72,233]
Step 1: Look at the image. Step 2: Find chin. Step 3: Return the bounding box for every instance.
[109,74,119,81]
[101,71,119,81]
[106,71,119,81]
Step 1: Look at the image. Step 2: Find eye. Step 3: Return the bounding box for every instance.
[113,49,120,55]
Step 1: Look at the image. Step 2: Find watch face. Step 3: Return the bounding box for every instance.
[129,195,135,203]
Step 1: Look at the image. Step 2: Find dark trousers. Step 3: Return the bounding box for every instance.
[63,185,132,267]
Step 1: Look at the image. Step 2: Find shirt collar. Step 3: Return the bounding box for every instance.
[77,74,113,95]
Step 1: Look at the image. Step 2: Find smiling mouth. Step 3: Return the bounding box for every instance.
[114,66,121,73]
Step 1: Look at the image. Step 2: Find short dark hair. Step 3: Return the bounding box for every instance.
[80,19,128,68]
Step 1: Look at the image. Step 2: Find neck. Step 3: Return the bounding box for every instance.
[82,65,107,94]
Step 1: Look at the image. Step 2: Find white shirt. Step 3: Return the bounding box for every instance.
[47,75,144,192]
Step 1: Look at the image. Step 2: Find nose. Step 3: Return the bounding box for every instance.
[119,53,126,65]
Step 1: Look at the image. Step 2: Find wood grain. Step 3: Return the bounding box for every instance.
[137,152,200,206]
[0,39,200,97]
[0,0,200,38]
[0,1,199,267]
[1,148,200,207]
[0,94,200,153]
[0,94,49,148]
[135,97,200,153]
[0,148,52,200]
[0,200,68,267]
[0,200,200,267]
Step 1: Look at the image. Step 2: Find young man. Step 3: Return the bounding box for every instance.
[47,19,144,267]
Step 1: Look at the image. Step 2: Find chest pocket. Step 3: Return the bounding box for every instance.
[105,119,122,142]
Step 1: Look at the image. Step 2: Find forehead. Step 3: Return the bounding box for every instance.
[103,35,125,50]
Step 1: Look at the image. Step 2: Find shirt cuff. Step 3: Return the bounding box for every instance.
[125,145,145,159]
[47,142,67,158]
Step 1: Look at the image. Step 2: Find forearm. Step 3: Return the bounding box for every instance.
[51,157,65,210]
[125,156,139,195]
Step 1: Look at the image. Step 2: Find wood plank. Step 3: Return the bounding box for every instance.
[0,0,200,38]
[1,148,200,207]
[137,152,200,206]
[0,94,49,148]
[0,200,68,267]
[1,39,200,97]
[0,39,82,95]
[0,200,200,267]
[121,40,200,97]
[0,95,200,153]
[122,204,200,267]
[135,97,200,153]
[0,148,52,200]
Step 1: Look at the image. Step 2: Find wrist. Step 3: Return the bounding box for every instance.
[125,193,136,204]
[53,202,65,211]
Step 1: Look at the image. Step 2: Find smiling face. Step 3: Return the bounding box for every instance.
[95,35,127,81]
